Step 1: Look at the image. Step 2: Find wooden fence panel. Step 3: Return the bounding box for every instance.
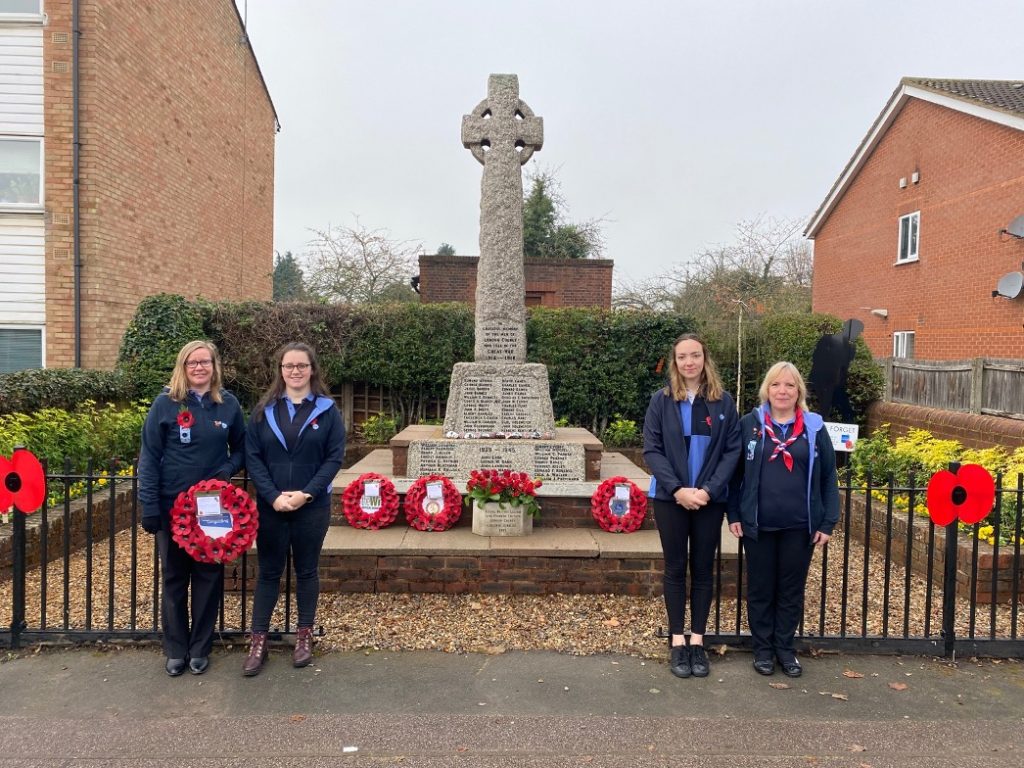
[982,360,1024,419]
[890,359,972,411]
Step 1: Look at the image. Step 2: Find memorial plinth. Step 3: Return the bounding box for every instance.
[392,425,603,482]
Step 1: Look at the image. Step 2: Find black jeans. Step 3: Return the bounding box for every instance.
[653,498,725,636]
[742,528,815,661]
[251,504,331,633]
[156,529,223,659]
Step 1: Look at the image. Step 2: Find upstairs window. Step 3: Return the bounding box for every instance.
[897,211,919,263]
[0,138,43,207]
[0,1,43,14]
[893,331,915,359]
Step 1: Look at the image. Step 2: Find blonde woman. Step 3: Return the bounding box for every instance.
[727,362,839,678]
[643,333,741,679]
[138,340,245,677]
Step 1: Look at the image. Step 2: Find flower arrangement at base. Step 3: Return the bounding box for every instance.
[170,479,258,564]
[342,472,399,530]
[465,469,542,518]
[591,476,647,533]
[403,474,463,531]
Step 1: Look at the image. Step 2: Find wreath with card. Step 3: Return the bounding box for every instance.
[403,474,463,532]
[342,472,400,530]
[170,479,258,563]
[591,476,648,533]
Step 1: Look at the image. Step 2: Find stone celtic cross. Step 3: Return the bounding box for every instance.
[462,74,543,363]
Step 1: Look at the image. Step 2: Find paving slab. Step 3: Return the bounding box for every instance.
[593,529,663,558]
[401,526,489,554]
[322,524,407,555]
[489,527,600,557]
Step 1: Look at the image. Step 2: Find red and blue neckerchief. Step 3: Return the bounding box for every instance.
[763,410,804,471]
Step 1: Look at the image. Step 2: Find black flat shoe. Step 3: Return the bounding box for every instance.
[189,656,209,675]
[165,657,186,677]
[689,644,710,678]
[753,658,775,676]
[670,645,692,678]
[780,659,802,678]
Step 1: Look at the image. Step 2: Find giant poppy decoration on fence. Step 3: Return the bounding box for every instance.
[0,449,45,514]
[925,463,995,526]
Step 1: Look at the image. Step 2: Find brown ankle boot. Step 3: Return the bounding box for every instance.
[243,632,268,677]
[293,627,314,668]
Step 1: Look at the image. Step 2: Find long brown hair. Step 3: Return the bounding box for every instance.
[167,340,224,403]
[253,342,332,420]
[665,332,724,402]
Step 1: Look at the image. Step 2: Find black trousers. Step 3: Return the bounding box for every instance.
[653,498,725,636]
[156,529,224,659]
[742,528,815,661]
[251,504,331,633]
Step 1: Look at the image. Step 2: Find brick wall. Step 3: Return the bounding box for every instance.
[418,255,613,309]
[43,0,276,369]
[812,98,1024,360]
[866,401,1024,450]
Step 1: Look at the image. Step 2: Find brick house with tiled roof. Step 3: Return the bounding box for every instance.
[0,0,278,373]
[807,78,1024,360]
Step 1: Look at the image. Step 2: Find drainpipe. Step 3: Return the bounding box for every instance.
[72,0,82,367]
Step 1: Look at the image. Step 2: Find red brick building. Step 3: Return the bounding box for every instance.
[0,0,277,372]
[418,254,613,309]
[807,78,1024,360]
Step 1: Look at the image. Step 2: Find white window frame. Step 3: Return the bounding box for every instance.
[0,325,45,373]
[892,331,915,359]
[0,0,44,21]
[896,211,920,264]
[0,136,44,211]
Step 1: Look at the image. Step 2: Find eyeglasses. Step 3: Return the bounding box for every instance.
[185,359,213,369]
[281,363,311,372]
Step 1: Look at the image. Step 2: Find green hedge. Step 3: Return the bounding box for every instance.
[111,296,882,432]
[0,367,131,415]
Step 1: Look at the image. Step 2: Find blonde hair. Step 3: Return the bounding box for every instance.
[167,340,224,403]
[758,361,808,412]
[666,333,724,402]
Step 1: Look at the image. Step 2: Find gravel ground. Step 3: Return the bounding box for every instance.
[1,528,1021,657]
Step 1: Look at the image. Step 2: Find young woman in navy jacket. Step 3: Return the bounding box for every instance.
[138,340,246,677]
[727,362,839,678]
[643,333,741,679]
[243,342,346,676]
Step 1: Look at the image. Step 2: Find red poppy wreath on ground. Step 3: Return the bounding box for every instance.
[403,474,463,532]
[925,463,996,526]
[170,479,258,564]
[342,472,399,530]
[0,449,46,514]
[591,476,648,533]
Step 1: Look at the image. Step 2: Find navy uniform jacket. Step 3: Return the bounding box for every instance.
[642,387,741,503]
[245,395,346,514]
[138,388,246,525]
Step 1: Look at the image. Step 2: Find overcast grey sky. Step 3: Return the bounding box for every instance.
[237,0,1024,283]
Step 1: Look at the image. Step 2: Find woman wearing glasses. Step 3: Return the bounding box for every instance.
[138,340,246,677]
[242,342,346,676]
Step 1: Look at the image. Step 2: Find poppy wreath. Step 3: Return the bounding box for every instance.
[591,476,648,533]
[403,474,463,532]
[926,463,996,527]
[342,472,400,530]
[0,448,46,514]
[170,479,258,564]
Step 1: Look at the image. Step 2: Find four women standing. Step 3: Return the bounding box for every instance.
[141,339,836,680]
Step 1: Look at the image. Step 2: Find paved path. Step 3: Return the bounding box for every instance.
[0,647,1022,766]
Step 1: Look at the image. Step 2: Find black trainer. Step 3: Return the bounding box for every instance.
[670,644,692,678]
[689,644,710,678]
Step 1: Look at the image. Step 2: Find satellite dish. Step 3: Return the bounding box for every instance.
[995,271,1024,299]
[1004,215,1024,239]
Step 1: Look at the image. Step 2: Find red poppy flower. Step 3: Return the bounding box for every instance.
[0,449,46,514]
[177,410,195,429]
[926,464,995,526]
[705,416,713,427]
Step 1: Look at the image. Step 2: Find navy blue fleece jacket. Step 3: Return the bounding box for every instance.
[137,389,246,524]
[245,396,346,514]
